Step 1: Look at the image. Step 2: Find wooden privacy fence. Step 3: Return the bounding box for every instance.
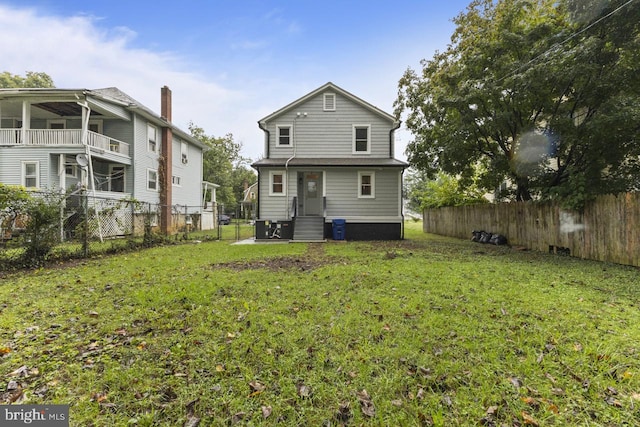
[423,192,640,267]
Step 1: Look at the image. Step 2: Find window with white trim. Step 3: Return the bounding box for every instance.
[47,120,66,130]
[22,161,40,188]
[172,175,182,186]
[277,125,291,147]
[324,93,336,111]
[353,124,370,154]
[147,169,158,191]
[65,155,77,178]
[358,171,375,198]
[88,120,103,134]
[269,171,286,196]
[148,124,158,153]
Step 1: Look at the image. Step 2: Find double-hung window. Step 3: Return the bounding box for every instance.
[277,125,291,147]
[269,171,286,196]
[148,124,158,153]
[22,161,40,188]
[358,171,375,198]
[147,169,158,191]
[353,124,370,154]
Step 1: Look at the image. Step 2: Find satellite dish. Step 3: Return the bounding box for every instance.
[76,153,89,168]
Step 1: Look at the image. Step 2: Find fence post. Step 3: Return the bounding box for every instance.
[82,192,89,258]
[184,204,189,240]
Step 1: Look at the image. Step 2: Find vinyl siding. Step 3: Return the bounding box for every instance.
[171,136,203,211]
[325,168,401,220]
[265,91,394,159]
[0,147,50,188]
[258,168,295,221]
[258,167,402,222]
[131,114,161,203]
[103,119,134,150]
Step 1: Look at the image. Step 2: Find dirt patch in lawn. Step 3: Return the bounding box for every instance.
[212,243,339,272]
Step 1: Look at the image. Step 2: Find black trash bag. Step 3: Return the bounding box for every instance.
[489,234,508,245]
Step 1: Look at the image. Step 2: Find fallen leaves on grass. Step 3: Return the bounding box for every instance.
[249,380,265,397]
[261,405,272,419]
[508,376,523,388]
[356,389,375,418]
[184,399,200,427]
[231,412,245,424]
[521,411,539,426]
[480,405,499,425]
[296,382,312,398]
[335,401,352,424]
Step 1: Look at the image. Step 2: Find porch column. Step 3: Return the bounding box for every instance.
[21,100,31,143]
[58,154,66,190]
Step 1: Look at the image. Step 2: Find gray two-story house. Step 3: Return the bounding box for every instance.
[252,82,408,241]
[0,86,207,235]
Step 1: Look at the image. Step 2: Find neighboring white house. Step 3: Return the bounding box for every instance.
[252,82,408,241]
[0,86,208,234]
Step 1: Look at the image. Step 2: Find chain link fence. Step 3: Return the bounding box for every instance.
[1,190,255,270]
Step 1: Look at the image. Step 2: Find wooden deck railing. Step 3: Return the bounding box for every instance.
[0,128,130,156]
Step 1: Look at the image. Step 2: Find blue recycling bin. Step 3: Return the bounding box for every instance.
[332,219,346,241]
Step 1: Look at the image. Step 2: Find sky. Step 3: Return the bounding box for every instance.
[0,0,471,163]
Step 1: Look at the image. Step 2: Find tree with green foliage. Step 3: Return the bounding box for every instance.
[0,71,55,88]
[231,166,258,205]
[406,169,487,211]
[188,124,255,210]
[395,0,640,209]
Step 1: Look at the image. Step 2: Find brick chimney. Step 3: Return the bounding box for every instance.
[160,86,173,234]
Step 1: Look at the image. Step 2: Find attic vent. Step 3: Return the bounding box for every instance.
[324,93,336,111]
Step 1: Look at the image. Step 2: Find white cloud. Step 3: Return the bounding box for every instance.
[0,3,421,162]
[0,4,265,158]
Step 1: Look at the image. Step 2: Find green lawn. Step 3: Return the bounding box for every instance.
[1,222,639,426]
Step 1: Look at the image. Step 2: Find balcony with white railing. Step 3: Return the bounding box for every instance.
[0,128,130,157]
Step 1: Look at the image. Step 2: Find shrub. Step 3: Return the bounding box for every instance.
[20,192,65,267]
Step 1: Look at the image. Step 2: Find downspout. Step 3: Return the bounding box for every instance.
[78,100,104,242]
[389,120,401,158]
[256,170,261,220]
[401,168,405,240]
[258,121,270,158]
[256,121,268,221]
[284,114,301,219]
